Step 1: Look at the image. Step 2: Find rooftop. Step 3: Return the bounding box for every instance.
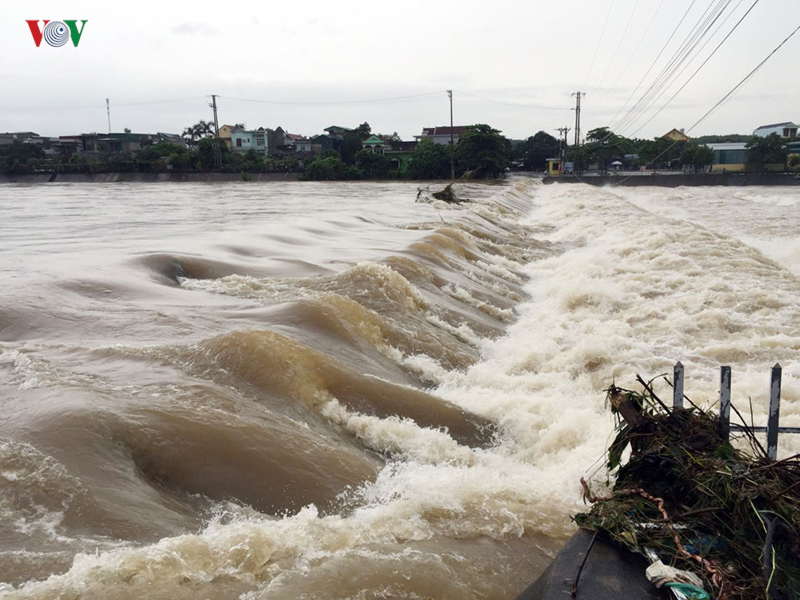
[754,121,798,130]
[418,126,470,137]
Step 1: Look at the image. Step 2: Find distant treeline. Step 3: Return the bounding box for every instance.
[1,123,514,181]
[3,127,796,180]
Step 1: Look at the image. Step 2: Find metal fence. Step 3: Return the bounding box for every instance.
[671,362,800,460]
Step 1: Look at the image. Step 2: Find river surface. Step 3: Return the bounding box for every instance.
[0,179,798,599]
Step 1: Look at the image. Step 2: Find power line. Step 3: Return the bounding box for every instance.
[583,0,616,89]
[222,91,444,106]
[455,91,570,111]
[627,0,759,137]
[609,22,800,186]
[686,21,800,133]
[598,0,667,102]
[613,0,735,135]
[607,0,699,129]
[1,96,207,111]
[592,0,642,95]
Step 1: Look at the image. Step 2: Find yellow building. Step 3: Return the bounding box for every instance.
[546,158,562,176]
[217,124,236,150]
[662,128,690,143]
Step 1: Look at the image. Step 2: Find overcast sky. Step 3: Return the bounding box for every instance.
[2,0,799,141]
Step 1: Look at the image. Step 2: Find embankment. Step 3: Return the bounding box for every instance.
[544,172,800,186]
[0,172,300,184]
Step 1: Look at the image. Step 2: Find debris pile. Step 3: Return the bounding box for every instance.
[576,382,800,600]
[432,182,463,203]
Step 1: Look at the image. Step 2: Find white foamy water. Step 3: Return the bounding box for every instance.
[0,179,797,599]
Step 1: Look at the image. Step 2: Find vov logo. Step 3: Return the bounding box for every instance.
[26,20,88,47]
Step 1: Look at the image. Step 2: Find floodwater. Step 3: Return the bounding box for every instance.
[0,179,797,599]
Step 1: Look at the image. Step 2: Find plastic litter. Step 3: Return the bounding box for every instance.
[645,559,705,588]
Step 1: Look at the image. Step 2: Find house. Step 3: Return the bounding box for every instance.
[661,128,690,143]
[753,122,798,139]
[93,132,163,155]
[157,132,185,146]
[295,138,321,154]
[268,127,306,156]
[323,126,352,139]
[231,127,268,155]
[310,134,342,153]
[217,124,239,149]
[361,135,386,154]
[414,126,470,145]
[384,140,417,172]
[7,132,40,142]
[705,143,748,172]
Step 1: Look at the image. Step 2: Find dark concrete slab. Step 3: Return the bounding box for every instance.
[516,530,669,600]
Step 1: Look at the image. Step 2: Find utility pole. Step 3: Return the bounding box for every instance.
[556,127,571,168]
[209,94,221,167]
[106,98,111,133]
[446,90,455,180]
[571,92,584,148]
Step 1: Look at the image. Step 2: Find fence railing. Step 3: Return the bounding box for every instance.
[671,362,800,460]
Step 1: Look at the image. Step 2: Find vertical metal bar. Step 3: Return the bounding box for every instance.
[719,366,731,441]
[767,363,782,461]
[673,362,684,408]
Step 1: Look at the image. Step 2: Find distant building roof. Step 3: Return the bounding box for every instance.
[662,128,690,142]
[754,122,798,131]
[419,126,470,137]
[705,142,748,151]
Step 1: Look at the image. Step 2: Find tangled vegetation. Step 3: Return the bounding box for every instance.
[576,382,800,600]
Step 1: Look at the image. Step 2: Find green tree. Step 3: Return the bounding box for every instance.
[355,149,390,179]
[636,137,683,169]
[408,139,451,179]
[520,131,560,170]
[196,137,230,171]
[788,154,800,171]
[580,127,634,170]
[241,149,266,173]
[455,124,511,178]
[182,120,215,144]
[353,122,371,138]
[319,149,342,160]
[746,134,788,170]
[0,140,46,174]
[680,143,714,171]
[303,155,362,180]
[136,142,188,171]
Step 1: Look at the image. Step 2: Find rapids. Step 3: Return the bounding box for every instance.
[0,179,797,599]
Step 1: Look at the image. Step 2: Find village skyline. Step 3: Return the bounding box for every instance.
[2,1,799,142]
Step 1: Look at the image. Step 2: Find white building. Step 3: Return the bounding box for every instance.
[231,127,268,155]
[414,126,470,145]
[753,122,798,138]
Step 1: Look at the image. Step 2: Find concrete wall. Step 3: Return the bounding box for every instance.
[544,172,800,187]
[0,172,301,184]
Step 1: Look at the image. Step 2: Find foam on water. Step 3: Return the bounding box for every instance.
[3,179,800,599]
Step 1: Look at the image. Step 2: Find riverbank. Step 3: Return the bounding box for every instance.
[544,172,800,186]
[0,172,301,184]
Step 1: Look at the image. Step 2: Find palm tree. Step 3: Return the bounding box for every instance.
[182,120,217,146]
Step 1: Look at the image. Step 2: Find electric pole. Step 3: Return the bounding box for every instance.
[571,92,584,149]
[447,90,455,180]
[209,94,221,167]
[106,98,111,133]
[556,127,571,167]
